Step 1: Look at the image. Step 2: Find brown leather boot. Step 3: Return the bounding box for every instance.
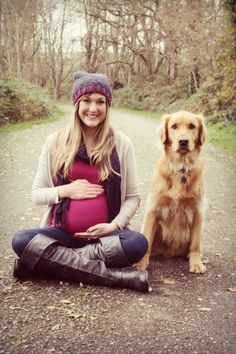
[13,258,33,279]
[16,234,149,292]
[73,235,132,268]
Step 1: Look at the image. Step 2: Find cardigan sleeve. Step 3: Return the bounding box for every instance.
[31,133,60,206]
[112,133,141,229]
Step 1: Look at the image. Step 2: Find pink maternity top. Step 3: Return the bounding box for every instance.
[51,160,108,234]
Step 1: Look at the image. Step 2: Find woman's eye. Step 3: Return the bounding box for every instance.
[189,123,196,129]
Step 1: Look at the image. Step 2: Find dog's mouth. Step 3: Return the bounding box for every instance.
[177,139,190,154]
[177,146,189,154]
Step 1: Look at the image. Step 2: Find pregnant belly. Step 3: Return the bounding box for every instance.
[66,195,109,234]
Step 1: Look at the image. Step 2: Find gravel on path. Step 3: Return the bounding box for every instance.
[0,105,235,354]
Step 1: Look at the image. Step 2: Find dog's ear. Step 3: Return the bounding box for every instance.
[160,115,171,144]
[196,114,207,145]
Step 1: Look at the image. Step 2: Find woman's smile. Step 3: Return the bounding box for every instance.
[79,93,107,130]
[86,114,100,118]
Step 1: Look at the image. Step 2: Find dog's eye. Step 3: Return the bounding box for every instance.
[171,124,178,129]
[189,123,196,129]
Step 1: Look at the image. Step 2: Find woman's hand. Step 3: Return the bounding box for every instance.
[74,223,118,239]
[58,179,104,200]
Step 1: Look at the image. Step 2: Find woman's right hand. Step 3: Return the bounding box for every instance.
[57,179,104,200]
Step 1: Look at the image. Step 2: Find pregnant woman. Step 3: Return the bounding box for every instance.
[12,71,149,292]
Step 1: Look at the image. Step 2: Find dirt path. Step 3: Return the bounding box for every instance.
[0,105,235,354]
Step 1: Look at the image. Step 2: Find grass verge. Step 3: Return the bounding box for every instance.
[113,107,236,154]
[0,108,64,134]
[112,107,163,120]
[207,122,236,154]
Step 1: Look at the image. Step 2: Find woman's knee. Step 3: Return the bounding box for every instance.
[119,230,148,264]
[12,229,33,257]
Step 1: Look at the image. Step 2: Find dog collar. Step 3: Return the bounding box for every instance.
[179,167,187,184]
[180,176,187,184]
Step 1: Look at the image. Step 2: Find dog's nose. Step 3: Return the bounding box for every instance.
[179,139,189,147]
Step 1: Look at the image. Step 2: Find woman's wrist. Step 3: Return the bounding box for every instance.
[57,184,69,200]
[110,222,119,232]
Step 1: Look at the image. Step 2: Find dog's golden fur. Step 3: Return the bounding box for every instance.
[136,111,207,273]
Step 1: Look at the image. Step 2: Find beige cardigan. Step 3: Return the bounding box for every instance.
[31,130,141,230]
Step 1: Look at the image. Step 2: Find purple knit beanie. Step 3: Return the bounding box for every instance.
[72,71,112,106]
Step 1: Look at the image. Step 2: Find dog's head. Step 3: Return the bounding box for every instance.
[160,111,207,154]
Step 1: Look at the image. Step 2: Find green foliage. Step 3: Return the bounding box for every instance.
[0,77,54,125]
[113,1,236,125]
[0,108,64,133]
[173,75,236,124]
[113,71,236,124]
[197,0,236,123]
[113,77,188,114]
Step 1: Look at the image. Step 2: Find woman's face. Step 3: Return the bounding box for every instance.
[78,93,107,131]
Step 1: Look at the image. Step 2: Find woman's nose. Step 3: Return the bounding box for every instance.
[88,102,97,111]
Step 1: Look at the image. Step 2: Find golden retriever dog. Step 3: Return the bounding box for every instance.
[136,111,207,273]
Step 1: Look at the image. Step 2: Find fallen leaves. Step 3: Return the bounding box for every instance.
[47,306,57,311]
[59,299,72,304]
[163,278,176,285]
[227,287,236,293]
[3,255,13,260]
[14,337,22,347]
[198,307,211,312]
[212,208,227,215]
[9,305,29,312]
[47,300,85,321]
[67,311,84,320]
[51,324,60,331]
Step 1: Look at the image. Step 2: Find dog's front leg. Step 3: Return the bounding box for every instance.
[135,211,157,270]
[189,213,206,274]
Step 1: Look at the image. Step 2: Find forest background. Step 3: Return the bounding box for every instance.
[0,0,235,152]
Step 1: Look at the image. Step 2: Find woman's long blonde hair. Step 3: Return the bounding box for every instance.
[53,97,115,181]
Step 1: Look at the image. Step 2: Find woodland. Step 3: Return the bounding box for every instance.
[0,0,235,124]
[0,3,236,352]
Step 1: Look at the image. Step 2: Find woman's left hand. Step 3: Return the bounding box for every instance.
[74,223,118,239]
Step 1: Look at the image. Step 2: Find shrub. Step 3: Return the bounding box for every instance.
[0,77,53,125]
[112,75,236,123]
[112,77,188,113]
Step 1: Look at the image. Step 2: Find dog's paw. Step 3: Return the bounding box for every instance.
[134,257,150,271]
[189,261,206,274]
[189,253,206,274]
